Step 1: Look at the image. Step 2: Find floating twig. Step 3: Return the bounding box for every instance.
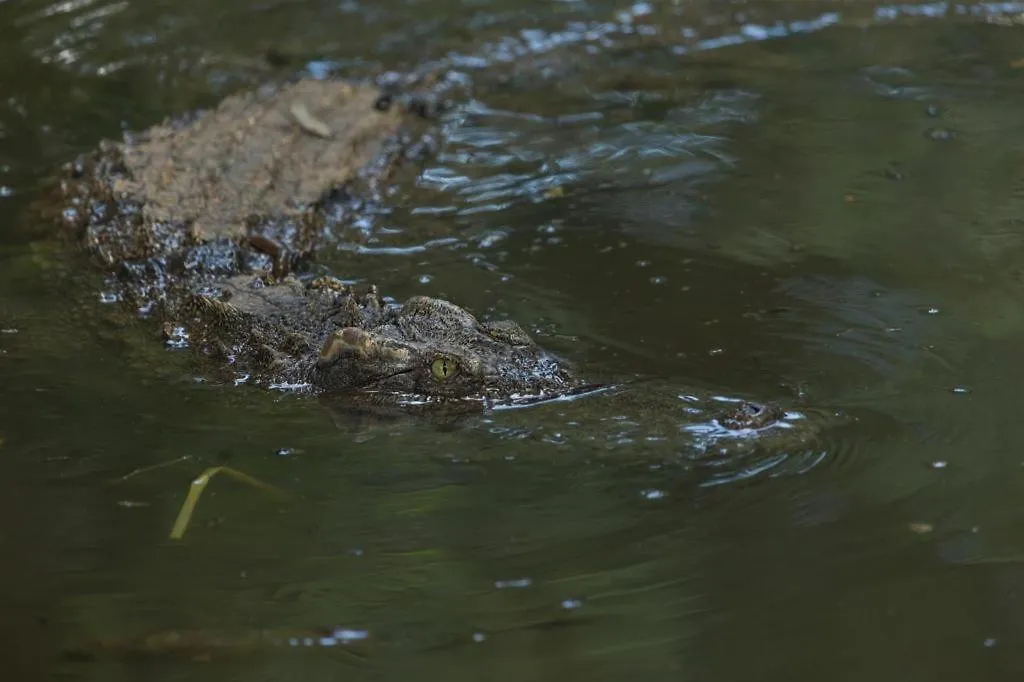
[169,466,289,540]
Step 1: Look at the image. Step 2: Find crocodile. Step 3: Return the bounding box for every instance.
[40,74,597,409]
[171,271,585,409]
[38,71,813,425]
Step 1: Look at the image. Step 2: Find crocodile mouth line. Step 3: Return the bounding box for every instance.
[487,382,609,410]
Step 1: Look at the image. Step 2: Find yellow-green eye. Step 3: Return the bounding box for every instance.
[431,356,458,381]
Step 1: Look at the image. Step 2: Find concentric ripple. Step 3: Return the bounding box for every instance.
[476,382,885,489]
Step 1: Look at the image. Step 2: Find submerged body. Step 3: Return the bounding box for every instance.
[41,72,823,430]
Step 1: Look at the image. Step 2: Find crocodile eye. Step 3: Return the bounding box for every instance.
[430,356,458,381]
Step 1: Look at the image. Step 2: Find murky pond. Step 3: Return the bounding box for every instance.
[4,0,1024,679]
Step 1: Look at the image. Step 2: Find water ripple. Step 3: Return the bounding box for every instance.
[419,88,756,215]
[762,273,946,380]
[482,384,880,489]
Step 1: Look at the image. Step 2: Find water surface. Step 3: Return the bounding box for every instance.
[3,0,1024,680]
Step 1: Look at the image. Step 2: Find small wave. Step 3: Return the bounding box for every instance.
[760,273,945,380]
[478,381,881,489]
[670,394,861,486]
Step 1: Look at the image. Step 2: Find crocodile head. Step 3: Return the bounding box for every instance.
[313,295,586,407]
[180,274,591,408]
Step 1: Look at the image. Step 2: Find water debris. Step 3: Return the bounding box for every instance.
[926,127,955,142]
[114,454,192,482]
[907,522,933,534]
[169,466,289,540]
[77,625,371,660]
[117,500,151,508]
[290,101,333,139]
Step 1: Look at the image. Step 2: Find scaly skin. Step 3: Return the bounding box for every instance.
[175,273,587,407]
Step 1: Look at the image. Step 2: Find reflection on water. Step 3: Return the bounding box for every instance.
[5,0,1024,680]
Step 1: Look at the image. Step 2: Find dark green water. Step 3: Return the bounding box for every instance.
[4,0,1024,679]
